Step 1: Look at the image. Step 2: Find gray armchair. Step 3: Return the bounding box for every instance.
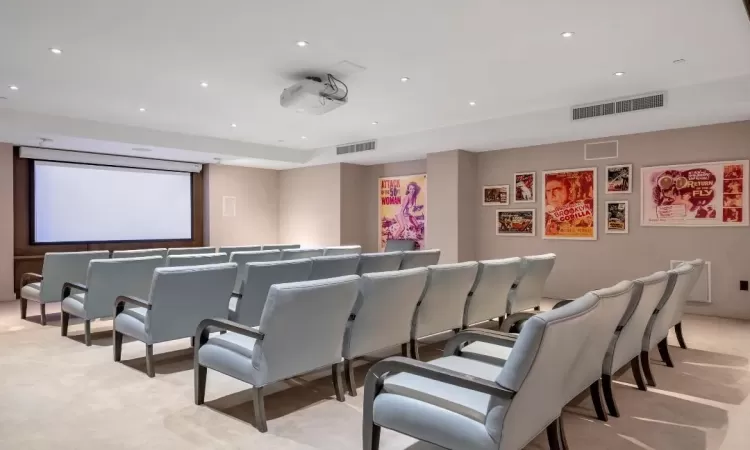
[262,244,301,251]
[363,291,602,450]
[280,248,325,260]
[463,258,522,329]
[166,253,229,267]
[356,252,403,275]
[228,250,281,294]
[166,246,216,256]
[342,268,429,396]
[19,250,110,325]
[399,249,441,269]
[502,253,556,330]
[308,254,360,280]
[112,248,167,259]
[195,275,360,432]
[671,259,705,350]
[113,263,237,377]
[324,245,362,256]
[384,239,416,252]
[60,255,163,345]
[230,259,312,327]
[217,245,262,255]
[409,262,478,360]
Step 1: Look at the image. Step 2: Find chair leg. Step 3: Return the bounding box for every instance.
[145,344,155,378]
[452,327,460,334]
[332,363,345,401]
[589,379,608,422]
[400,343,409,358]
[534,305,541,311]
[640,350,656,387]
[190,336,195,347]
[546,417,562,450]
[657,338,674,368]
[113,330,123,362]
[497,315,505,329]
[559,414,569,450]
[195,363,207,405]
[61,311,69,336]
[675,322,687,349]
[344,359,357,397]
[630,356,648,391]
[20,298,27,319]
[39,304,47,326]
[363,422,381,450]
[409,338,420,361]
[252,387,268,433]
[601,375,620,418]
[84,320,92,346]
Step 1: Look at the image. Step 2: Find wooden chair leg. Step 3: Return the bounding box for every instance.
[657,338,674,368]
[252,387,268,432]
[332,363,345,401]
[534,306,541,311]
[61,311,69,336]
[84,320,92,346]
[589,379,608,422]
[546,417,562,450]
[145,344,155,378]
[641,350,656,387]
[497,315,505,329]
[675,322,687,349]
[559,414,569,450]
[409,339,420,361]
[39,304,47,326]
[194,364,207,405]
[602,375,620,418]
[344,359,357,397]
[363,422,381,450]
[20,298,27,319]
[400,343,409,358]
[630,356,648,391]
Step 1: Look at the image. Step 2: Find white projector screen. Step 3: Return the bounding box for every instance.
[33,161,193,243]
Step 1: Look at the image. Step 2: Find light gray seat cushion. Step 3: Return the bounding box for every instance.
[400,250,441,270]
[166,253,229,267]
[20,283,41,302]
[280,248,325,260]
[324,246,362,256]
[356,252,403,275]
[413,262,478,339]
[464,258,522,327]
[460,341,514,366]
[308,255,360,280]
[507,253,556,314]
[198,331,261,384]
[166,247,216,256]
[113,307,150,343]
[60,293,86,319]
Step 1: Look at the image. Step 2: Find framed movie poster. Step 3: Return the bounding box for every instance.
[606,164,632,194]
[483,185,510,206]
[379,174,427,251]
[641,160,749,227]
[496,209,535,236]
[605,201,629,234]
[542,167,597,240]
[514,172,535,203]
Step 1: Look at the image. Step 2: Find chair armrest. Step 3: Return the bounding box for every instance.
[61,281,88,301]
[19,272,43,294]
[444,329,518,356]
[195,318,265,342]
[366,356,515,399]
[114,295,151,318]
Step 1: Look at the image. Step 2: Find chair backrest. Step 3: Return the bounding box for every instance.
[166,253,229,267]
[146,263,237,343]
[112,248,167,259]
[644,264,694,350]
[412,262,479,339]
[83,256,163,319]
[670,259,705,327]
[507,253,556,314]
[400,249,441,270]
[463,257,523,327]
[166,247,216,256]
[384,239,416,252]
[254,276,360,385]
[604,271,669,375]
[233,259,313,327]
[218,245,262,255]
[324,245,362,256]
[262,244,301,251]
[39,251,111,302]
[280,248,325,260]
[356,252,403,275]
[229,250,282,293]
[308,255,360,280]
[343,268,428,359]
[489,293,600,449]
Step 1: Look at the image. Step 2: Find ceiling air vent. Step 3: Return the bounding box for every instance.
[336,139,377,155]
[572,92,666,121]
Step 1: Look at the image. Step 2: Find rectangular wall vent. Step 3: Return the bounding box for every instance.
[584,140,619,160]
[572,92,666,121]
[336,140,377,155]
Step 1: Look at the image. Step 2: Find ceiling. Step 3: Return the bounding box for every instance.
[1,0,749,168]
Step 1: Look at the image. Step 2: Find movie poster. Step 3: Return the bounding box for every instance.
[514,172,535,203]
[606,164,632,194]
[641,160,749,227]
[605,201,628,234]
[543,167,597,240]
[496,209,535,236]
[379,174,427,251]
[483,185,510,206]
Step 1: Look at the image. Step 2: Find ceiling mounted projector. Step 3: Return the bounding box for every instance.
[280,75,348,115]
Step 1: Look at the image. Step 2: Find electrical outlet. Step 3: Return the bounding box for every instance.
[741,280,749,291]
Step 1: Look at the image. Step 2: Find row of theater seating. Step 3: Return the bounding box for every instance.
[362,259,704,450]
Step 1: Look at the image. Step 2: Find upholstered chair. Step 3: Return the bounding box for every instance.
[166,246,216,256]
[670,259,705,349]
[60,255,163,345]
[280,248,325,260]
[409,262,479,360]
[19,250,110,325]
[601,271,669,417]
[195,276,360,432]
[641,264,695,387]
[309,254,360,280]
[342,268,429,395]
[363,292,601,450]
[399,249,441,269]
[356,252,404,275]
[113,263,237,377]
[230,259,312,327]
[501,253,556,330]
[166,253,229,267]
[463,258,523,329]
[112,248,167,259]
[262,244,301,251]
[324,245,362,256]
[228,250,281,294]
[384,239,416,252]
[217,245,262,255]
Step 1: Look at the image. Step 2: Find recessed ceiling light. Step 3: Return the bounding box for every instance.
[469,101,476,106]
[139,107,146,112]
[613,72,625,77]
[8,85,18,91]
[372,121,379,125]
[673,59,686,64]
[296,40,309,47]
[400,77,410,82]
[301,136,307,140]
[561,32,575,38]
[200,81,208,88]
[49,48,63,54]
[231,123,237,128]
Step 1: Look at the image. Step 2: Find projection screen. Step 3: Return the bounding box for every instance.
[32,161,193,243]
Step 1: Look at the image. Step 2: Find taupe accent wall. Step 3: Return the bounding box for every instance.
[476,121,750,319]
[0,143,13,301]
[279,164,342,246]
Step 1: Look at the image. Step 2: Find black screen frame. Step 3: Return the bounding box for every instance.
[29,159,195,245]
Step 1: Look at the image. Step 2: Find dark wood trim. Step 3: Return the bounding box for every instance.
[744,0,750,21]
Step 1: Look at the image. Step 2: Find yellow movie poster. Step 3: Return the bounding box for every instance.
[543,167,597,240]
[379,174,427,251]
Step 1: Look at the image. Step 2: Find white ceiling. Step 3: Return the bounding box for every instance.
[1,0,749,168]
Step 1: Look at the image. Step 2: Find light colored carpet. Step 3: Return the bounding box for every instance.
[0,301,748,449]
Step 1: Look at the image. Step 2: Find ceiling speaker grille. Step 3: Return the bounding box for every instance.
[336,140,377,155]
[572,92,666,121]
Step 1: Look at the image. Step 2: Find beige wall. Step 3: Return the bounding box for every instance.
[426,151,460,262]
[476,121,750,319]
[457,150,477,262]
[0,143,13,301]
[340,163,369,247]
[203,164,279,247]
[279,164,342,246]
